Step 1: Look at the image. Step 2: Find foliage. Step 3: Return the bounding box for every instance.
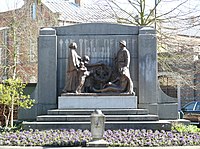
[0,78,35,108]
[0,129,199,147]
[172,123,200,133]
[0,78,35,127]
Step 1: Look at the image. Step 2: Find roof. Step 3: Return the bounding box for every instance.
[0,27,9,31]
[42,0,132,23]
[0,0,24,12]
[161,18,200,38]
[178,26,200,38]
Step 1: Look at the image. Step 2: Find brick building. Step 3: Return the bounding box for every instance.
[0,0,126,82]
[0,0,127,125]
[0,0,59,125]
[0,0,59,83]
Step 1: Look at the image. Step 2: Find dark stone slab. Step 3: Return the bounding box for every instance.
[22,121,171,131]
[36,114,159,122]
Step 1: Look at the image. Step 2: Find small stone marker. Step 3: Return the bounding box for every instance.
[87,109,109,147]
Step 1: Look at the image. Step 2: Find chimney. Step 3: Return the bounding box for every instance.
[24,0,34,4]
[75,0,81,6]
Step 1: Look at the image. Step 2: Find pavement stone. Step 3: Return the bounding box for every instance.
[0,146,200,149]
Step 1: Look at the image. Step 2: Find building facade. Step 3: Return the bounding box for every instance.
[0,0,126,125]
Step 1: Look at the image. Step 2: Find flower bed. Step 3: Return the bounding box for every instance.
[0,128,199,147]
[105,129,200,147]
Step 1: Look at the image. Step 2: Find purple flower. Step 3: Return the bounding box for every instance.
[0,128,199,147]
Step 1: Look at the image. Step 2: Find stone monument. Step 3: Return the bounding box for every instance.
[19,23,178,123]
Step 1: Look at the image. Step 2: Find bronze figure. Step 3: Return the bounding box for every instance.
[63,42,81,93]
[63,40,134,95]
[93,40,134,94]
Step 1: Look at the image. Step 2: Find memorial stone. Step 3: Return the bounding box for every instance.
[20,23,178,122]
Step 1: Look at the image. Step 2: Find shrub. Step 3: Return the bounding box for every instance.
[0,78,35,127]
[172,123,200,133]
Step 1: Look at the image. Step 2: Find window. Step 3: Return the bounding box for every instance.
[0,47,5,65]
[159,76,177,98]
[184,102,196,111]
[30,3,37,20]
[29,40,37,63]
[12,45,20,64]
[195,102,200,111]
[0,47,2,65]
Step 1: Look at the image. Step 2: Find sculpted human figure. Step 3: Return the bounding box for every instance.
[63,42,82,93]
[76,56,90,93]
[63,42,90,93]
[93,40,134,94]
[116,40,134,94]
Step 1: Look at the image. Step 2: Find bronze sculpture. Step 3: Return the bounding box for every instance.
[76,56,90,93]
[63,41,134,95]
[62,42,82,93]
[93,40,134,94]
[116,40,134,94]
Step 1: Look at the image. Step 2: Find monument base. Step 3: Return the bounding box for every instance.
[58,94,137,109]
[87,139,109,147]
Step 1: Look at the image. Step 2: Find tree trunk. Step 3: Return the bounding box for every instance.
[3,107,8,127]
[3,105,11,127]
[10,97,14,127]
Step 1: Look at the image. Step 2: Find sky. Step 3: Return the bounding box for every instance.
[0,0,110,12]
[0,0,200,15]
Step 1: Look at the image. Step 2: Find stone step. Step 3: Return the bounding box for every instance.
[36,114,159,122]
[47,108,149,115]
[22,120,171,131]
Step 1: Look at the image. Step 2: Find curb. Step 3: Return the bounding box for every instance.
[0,146,200,149]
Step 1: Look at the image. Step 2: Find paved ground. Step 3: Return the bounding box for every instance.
[0,146,200,149]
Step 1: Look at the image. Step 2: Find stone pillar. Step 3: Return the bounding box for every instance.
[138,27,158,114]
[37,28,57,115]
[88,110,108,147]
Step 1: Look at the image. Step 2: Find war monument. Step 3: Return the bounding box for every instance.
[21,23,179,130]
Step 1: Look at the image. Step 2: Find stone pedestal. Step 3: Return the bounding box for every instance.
[58,94,137,109]
[87,139,109,147]
[88,110,108,147]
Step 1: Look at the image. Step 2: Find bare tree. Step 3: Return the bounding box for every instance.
[157,1,200,90]
[92,0,200,102]
[100,0,193,25]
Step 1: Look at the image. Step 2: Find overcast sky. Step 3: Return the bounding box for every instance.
[0,0,200,16]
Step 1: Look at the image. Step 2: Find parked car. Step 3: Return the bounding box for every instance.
[181,101,200,126]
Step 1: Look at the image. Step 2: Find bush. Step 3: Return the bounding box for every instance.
[0,78,35,127]
[172,123,200,133]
